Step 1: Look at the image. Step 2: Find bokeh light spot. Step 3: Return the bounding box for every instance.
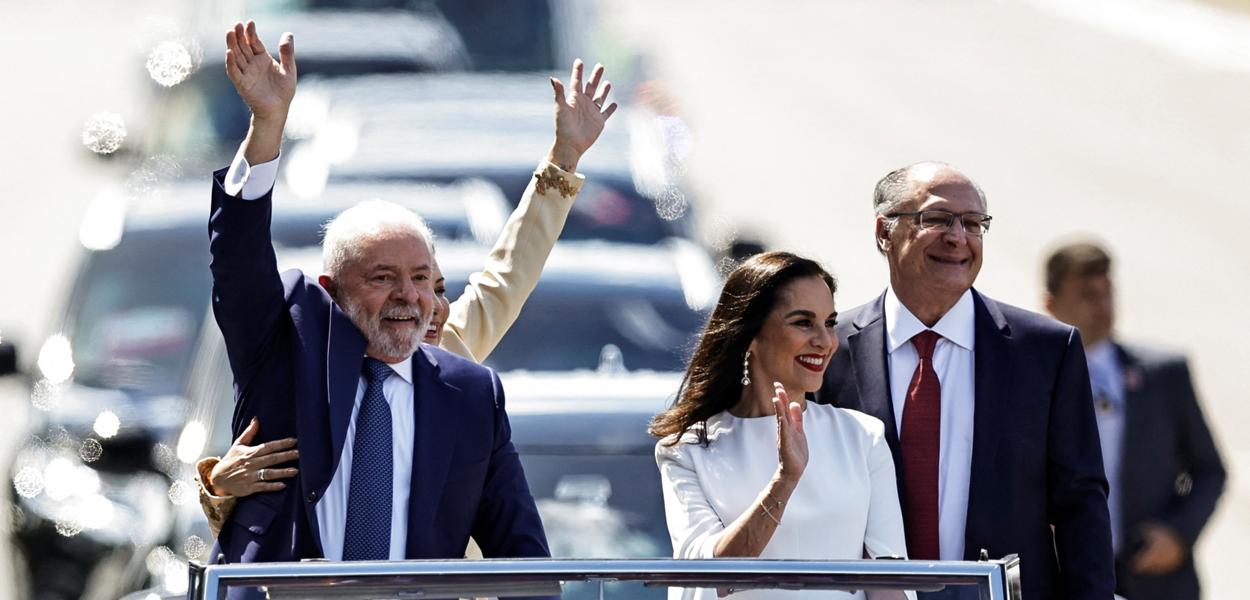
[37,334,74,383]
[79,438,104,463]
[30,379,64,412]
[93,411,121,439]
[654,186,689,221]
[81,112,127,154]
[146,41,193,87]
[183,535,208,560]
[167,480,192,506]
[13,467,44,498]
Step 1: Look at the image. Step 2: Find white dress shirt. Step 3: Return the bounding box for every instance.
[226,147,417,560]
[657,404,910,599]
[1085,339,1125,553]
[884,286,975,561]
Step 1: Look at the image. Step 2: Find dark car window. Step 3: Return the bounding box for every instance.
[358,172,685,245]
[448,282,705,372]
[64,227,211,396]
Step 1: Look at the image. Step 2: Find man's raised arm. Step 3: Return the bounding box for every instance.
[209,20,298,385]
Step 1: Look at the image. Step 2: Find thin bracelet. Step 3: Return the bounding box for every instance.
[760,501,781,525]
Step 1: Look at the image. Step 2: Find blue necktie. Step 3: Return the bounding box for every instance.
[342,358,394,560]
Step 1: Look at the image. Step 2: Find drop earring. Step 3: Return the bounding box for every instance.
[741,350,751,386]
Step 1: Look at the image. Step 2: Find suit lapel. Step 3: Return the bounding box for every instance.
[848,293,900,451]
[964,290,1011,558]
[406,346,457,557]
[326,303,368,483]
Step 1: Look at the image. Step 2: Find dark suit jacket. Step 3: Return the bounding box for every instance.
[818,290,1114,600]
[1113,342,1225,600]
[206,170,549,575]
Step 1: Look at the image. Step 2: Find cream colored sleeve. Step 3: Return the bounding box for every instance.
[440,161,583,361]
[196,456,237,539]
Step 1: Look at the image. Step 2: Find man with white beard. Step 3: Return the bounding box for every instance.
[205,21,611,591]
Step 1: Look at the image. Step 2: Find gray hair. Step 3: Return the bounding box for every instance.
[321,199,436,278]
[872,161,987,252]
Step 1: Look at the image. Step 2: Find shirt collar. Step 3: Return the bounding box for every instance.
[884,286,976,353]
[1085,338,1118,371]
[371,355,414,385]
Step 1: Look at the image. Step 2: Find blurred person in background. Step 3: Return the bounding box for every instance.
[651,252,910,600]
[196,46,619,533]
[204,20,615,588]
[818,162,1114,600]
[1043,241,1225,600]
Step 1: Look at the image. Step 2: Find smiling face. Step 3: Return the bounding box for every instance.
[879,165,985,317]
[322,230,436,362]
[747,275,838,394]
[426,261,449,346]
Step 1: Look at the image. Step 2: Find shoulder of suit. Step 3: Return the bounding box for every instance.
[421,344,496,379]
[1115,340,1189,369]
[976,293,1074,338]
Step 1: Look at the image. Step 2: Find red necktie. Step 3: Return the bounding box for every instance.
[900,330,941,560]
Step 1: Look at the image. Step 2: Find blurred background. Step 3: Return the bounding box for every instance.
[0,0,1246,598]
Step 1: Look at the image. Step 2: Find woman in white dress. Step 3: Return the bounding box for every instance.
[650,251,909,599]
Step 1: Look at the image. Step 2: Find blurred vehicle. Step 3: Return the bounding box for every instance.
[137,8,470,170]
[281,71,701,248]
[3,179,508,600]
[145,238,715,595]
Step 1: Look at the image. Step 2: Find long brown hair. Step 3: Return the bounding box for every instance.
[649,251,836,446]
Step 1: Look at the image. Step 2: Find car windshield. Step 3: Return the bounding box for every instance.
[65,227,211,396]
[366,172,684,246]
[451,281,705,372]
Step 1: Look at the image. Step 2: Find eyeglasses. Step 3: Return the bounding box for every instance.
[886,210,992,236]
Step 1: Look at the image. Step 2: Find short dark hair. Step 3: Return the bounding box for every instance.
[649,251,836,445]
[1045,242,1112,295]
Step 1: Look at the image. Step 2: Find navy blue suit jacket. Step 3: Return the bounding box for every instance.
[1113,342,1225,600]
[206,170,549,571]
[818,290,1114,600]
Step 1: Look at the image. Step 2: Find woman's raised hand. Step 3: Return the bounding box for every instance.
[546,59,619,172]
[208,417,299,497]
[773,382,808,481]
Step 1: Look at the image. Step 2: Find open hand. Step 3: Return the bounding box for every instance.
[547,59,618,172]
[208,417,299,497]
[773,382,808,481]
[225,21,296,122]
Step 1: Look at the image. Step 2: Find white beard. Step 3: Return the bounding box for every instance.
[340,296,429,359]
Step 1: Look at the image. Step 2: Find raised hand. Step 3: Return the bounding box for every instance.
[225,21,296,122]
[773,382,808,481]
[208,417,299,497]
[547,59,619,172]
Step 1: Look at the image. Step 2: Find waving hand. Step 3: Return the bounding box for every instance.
[225,21,296,121]
[547,59,619,172]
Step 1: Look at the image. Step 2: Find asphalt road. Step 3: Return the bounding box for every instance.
[0,0,1246,598]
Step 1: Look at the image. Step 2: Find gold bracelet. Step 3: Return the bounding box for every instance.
[760,501,781,525]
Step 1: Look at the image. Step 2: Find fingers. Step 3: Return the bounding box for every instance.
[592,81,612,106]
[278,32,296,75]
[234,417,260,445]
[254,437,298,456]
[569,59,584,98]
[225,49,244,82]
[234,22,253,60]
[259,466,298,481]
[549,77,565,104]
[247,481,286,495]
[584,62,604,97]
[253,448,299,468]
[789,401,805,436]
[246,20,268,57]
[602,102,619,120]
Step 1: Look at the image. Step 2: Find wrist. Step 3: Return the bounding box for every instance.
[769,470,799,497]
[546,142,581,173]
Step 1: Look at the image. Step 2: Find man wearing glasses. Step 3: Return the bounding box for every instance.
[819,162,1114,600]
